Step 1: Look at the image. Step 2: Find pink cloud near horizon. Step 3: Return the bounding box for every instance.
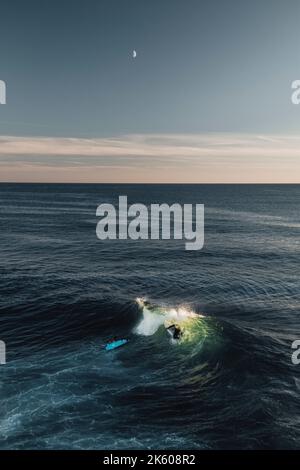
[0,133,300,183]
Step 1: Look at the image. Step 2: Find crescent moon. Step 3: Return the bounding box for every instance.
[132,50,137,58]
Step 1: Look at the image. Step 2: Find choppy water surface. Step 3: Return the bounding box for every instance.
[0,184,299,449]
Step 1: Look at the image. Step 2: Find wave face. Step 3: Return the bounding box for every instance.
[0,183,300,450]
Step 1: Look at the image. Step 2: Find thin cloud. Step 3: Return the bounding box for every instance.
[1,133,300,158]
[0,133,300,182]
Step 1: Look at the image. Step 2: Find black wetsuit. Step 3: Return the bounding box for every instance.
[173,326,181,339]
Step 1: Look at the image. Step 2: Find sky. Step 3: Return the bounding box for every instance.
[0,0,300,182]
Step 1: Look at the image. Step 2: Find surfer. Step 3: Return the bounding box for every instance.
[166,324,182,340]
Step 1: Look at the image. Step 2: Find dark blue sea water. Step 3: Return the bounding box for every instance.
[0,184,299,449]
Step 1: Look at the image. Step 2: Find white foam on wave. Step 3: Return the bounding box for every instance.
[134,298,200,337]
[135,306,165,336]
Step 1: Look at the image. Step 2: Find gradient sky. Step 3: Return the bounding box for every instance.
[1,0,300,182]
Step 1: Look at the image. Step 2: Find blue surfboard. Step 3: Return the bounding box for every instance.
[105,339,128,351]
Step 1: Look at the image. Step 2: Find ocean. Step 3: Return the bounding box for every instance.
[0,183,299,449]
